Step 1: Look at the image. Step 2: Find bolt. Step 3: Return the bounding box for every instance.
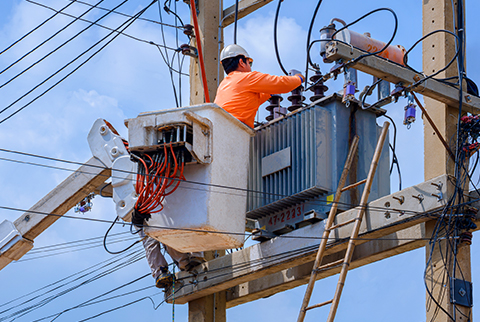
[384,211,391,219]
[119,200,126,208]
[412,194,424,202]
[465,95,472,103]
[392,195,405,204]
[431,182,442,190]
[24,215,30,222]
[110,147,120,158]
[99,125,107,135]
[431,193,442,200]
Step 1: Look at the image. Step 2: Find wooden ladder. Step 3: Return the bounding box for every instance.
[297,122,390,322]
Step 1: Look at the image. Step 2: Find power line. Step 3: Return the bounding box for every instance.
[0,248,145,321]
[0,148,433,215]
[70,0,184,29]
[0,204,448,243]
[26,0,180,51]
[0,0,107,81]
[0,0,157,124]
[0,0,78,56]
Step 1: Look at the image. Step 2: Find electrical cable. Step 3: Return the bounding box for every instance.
[26,0,179,51]
[26,232,131,253]
[273,0,288,75]
[233,0,239,44]
[34,284,155,322]
[0,0,131,113]
[163,0,185,27]
[380,114,402,190]
[0,248,144,321]
[172,0,183,106]
[103,217,142,254]
[304,0,323,87]
[0,0,157,125]
[0,150,451,215]
[47,273,151,322]
[0,204,463,244]
[157,0,180,107]
[0,0,77,56]
[403,29,460,82]
[0,247,140,311]
[0,0,107,82]
[156,45,189,76]
[76,285,182,322]
[189,0,210,103]
[332,8,398,66]
[19,238,139,262]
[0,152,432,217]
[67,0,184,29]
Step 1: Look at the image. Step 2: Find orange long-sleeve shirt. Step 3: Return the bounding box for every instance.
[214,71,302,128]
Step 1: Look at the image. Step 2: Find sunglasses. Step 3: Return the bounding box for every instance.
[244,57,253,67]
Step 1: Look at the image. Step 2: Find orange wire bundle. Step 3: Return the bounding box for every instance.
[134,144,185,217]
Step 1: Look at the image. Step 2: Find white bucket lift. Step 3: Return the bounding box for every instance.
[124,104,254,252]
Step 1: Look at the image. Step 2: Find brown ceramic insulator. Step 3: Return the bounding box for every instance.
[266,94,283,121]
[309,71,328,102]
[183,24,194,37]
[287,85,305,112]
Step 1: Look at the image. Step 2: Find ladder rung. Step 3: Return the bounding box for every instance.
[305,299,333,311]
[316,259,344,271]
[329,218,356,231]
[340,179,367,192]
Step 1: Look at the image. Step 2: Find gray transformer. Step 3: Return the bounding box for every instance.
[247,94,390,234]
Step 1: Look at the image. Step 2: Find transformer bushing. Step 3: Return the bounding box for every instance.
[265,94,286,122]
[309,71,328,102]
[460,231,473,245]
[287,85,305,112]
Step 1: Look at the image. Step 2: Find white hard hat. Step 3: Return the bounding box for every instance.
[220,44,253,63]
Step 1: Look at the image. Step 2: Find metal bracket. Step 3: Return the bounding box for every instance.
[184,111,213,164]
[450,277,473,307]
[88,119,137,222]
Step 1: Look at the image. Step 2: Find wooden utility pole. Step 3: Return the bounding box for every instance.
[423,0,472,321]
[188,0,223,105]
[187,1,225,320]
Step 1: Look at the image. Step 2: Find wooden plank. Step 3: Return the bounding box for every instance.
[14,157,110,240]
[324,41,480,114]
[226,224,428,308]
[166,174,452,304]
[0,157,110,271]
[222,0,274,27]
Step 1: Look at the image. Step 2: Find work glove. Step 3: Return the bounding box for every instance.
[288,69,302,76]
[288,69,305,83]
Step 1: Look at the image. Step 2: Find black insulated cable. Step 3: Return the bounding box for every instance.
[69,0,183,28]
[273,0,288,75]
[103,217,142,255]
[0,0,157,124]
[332,8,398,66]
[0,0,77,56]
[233,0,239,44]
[304,0,323,85]
[26,0,179,51]
[0,0,106,81]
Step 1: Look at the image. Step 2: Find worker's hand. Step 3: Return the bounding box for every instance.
[288,69,305,83]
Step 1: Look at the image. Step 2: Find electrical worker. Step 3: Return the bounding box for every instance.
[214,44,305,128]
[133,212,204,288]
[140,230,204,288]
[146,44,303,289]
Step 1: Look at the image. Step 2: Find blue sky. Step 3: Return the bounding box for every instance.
[0,0,479,321]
